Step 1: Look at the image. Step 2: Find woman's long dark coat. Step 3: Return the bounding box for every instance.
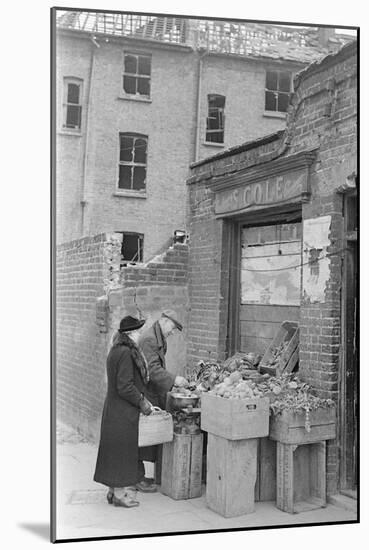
[94,344,146,488]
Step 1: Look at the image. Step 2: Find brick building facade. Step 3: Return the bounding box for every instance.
[55,10,351,260]
[186,40,357,495]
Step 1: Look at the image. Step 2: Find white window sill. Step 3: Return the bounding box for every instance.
[263,111,287,119]
[117,94,152,104]
[203,141,225,148]
[58,129,82,137]
[113,190,147,199]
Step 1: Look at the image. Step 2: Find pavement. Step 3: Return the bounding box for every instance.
[55,422,357,541]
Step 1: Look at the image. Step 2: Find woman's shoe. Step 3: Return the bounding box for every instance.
[112,492,139,508]
[136,479,158,493]
[107,490,114,504]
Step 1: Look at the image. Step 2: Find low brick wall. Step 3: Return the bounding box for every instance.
[56,235,189,441]
[56,234,111,439]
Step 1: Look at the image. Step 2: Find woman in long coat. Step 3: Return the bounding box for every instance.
[94,316,152,507]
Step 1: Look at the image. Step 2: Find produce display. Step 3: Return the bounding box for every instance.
[187,352,262,392]
[170,385,201,398]
[269,377,335,432]
[177,349,334,434]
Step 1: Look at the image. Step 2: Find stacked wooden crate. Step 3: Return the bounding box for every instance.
[269,406,336,513]
[201,393,270,517]
[259,320,299,376]
[160,432,203,500]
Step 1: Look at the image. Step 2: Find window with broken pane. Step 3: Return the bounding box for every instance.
[63,78,82,129]
[123,53,151,97]
[206,94,225,143]
[118,133,148,190]
[115,232,144,265]
[265,70,291,113]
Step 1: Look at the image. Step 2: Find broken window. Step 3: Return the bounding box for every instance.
[117,232,144,265]
[206,94,225,143]
[63,78,82,129]
[118,133,148,191]
[265,70,291,113]
[123,53,151,97]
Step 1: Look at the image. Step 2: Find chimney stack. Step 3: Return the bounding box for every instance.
[318,26,335,47]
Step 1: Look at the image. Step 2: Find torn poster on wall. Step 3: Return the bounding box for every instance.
[302,215,331,303]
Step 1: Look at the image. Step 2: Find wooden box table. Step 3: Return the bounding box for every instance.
[269,406,336,513]
[160,432,203,500]
[269,406,336,445]
[201,394,270,517]
[201,394,270,440]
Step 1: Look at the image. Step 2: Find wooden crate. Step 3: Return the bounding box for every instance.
[259,321,299,376]
[160,433,203,500]
[206,433,258,517]
[255,437,277,502]
[276,441,327,513]
[201,393,270,440]
[269,406,336,444]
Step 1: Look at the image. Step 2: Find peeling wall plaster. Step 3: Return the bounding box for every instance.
[302,215,331,303]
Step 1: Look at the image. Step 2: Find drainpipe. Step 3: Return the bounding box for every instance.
[194,49,207,163]
[80,35,100,236]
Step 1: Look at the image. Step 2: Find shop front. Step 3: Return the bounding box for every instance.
[212,151,315,362]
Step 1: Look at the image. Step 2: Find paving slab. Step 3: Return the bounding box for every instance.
[54,423,357,541]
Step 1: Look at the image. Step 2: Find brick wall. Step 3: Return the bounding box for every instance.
[56,234,189,441]
[287,44,357,494]
[186,43,357,494]
[56,233,111,439]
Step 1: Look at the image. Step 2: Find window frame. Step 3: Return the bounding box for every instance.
[264,69,292,114]
[122,51,152,99]
[115,231,144,265]
[62,77,83,131]
[205,94,226,144]
[117,132,148,193]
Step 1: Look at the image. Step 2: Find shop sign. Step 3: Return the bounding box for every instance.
[214,169,308,216]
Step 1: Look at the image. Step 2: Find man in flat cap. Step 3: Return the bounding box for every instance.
[136,309,188,492]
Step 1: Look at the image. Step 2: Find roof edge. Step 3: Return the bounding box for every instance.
[190,130,284,169]
[294,39,357,88]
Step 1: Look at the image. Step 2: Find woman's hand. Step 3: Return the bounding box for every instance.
[139,396,152,416]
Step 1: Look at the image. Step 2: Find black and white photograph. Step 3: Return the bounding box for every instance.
[51,4,359,543]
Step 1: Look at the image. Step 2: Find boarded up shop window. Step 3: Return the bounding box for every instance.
[206,94,225,143]
[118,133,147,190]
[241,223,302,306]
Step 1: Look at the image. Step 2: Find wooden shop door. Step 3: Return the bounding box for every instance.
[239,222,301,355]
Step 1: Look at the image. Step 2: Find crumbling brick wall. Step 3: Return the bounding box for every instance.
[56,234,189,441]
[287,43,357,494]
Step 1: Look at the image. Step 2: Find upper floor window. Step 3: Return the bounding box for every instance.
[63,77,83,130]
[118,133,148,191]
[123,53,151,97]
[265,70,291,113]
[206,94,225,143]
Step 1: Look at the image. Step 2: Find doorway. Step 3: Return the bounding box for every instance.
[340,193,358,495]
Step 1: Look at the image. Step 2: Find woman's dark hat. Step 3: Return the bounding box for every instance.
[118,316,146,332]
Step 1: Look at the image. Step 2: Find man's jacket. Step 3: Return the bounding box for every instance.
[138,321,175,408]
